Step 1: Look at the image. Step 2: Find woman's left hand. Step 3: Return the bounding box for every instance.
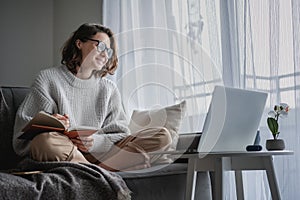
[71,136,94,153]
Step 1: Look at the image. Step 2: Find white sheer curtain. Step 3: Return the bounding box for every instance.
[223,0,300,199]
[103,0,223,133]
[103,0,300,199]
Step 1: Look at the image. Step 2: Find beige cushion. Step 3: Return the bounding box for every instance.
[128,100,187,163]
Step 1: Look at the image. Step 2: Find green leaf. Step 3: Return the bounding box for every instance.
[267,117,278,134]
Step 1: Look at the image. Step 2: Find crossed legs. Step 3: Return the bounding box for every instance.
[30,127,172,171]
[97,127,172,171]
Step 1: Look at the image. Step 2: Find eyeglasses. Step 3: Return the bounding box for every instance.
[85,38,113,59]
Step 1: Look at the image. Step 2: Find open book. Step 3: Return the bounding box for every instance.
[18,111,98,140]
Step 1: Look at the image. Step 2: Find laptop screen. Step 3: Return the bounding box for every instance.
[197,86,267,153]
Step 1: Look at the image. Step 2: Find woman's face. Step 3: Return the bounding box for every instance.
[77,32,111,71]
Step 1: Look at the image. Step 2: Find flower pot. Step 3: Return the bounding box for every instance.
[266,139,285,151]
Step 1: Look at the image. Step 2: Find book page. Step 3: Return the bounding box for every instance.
[19,111,98,140]
[22,111,65,132]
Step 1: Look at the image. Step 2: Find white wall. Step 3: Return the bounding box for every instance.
[0,0,102,87]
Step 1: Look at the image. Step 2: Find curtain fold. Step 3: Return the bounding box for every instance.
[291,1,300,199]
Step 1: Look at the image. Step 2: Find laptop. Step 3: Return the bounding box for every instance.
[196,85,268,153]
[149,85,268,155]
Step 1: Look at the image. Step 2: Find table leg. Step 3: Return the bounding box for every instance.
[235,170,245,200]
[214,157,225,200]
[263,156,281,200]
[185,157,197,200]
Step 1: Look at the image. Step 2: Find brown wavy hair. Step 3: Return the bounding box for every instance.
[61,23,118,77]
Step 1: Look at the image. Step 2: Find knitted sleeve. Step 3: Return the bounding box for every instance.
[90,85,130,154]
[13,71,56,157]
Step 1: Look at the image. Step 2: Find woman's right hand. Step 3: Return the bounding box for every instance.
[52,113,70,128]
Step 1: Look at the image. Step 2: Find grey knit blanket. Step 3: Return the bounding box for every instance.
[0,158,131,200]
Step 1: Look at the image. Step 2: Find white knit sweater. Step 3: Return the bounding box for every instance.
[13,65,130,158]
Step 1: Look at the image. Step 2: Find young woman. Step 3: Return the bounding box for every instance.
[13,23,171,171]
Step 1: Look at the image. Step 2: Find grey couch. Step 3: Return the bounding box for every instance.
[0,86,212,200]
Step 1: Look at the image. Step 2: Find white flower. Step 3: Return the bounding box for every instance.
[278,103,289,118]
[268,111,276,118]
[267,103,290,139]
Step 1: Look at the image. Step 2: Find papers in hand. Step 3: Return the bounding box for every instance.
[19,111,98,140]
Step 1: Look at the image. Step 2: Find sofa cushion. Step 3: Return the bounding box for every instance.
[118,163,212,200]
[0,87,30,170]
[117,163,187,179]
[128,100,187,163]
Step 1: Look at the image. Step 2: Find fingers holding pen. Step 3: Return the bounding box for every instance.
[52,113,70,128]
[50,113,94,153]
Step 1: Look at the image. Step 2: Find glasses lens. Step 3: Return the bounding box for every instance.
[97,41,113,58]
[107,48,113,58]
[97,42,106,51]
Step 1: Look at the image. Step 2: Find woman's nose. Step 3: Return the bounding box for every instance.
[99,49,108,58]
